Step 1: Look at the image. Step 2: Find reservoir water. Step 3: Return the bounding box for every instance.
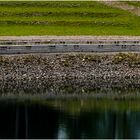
[1,98,140,139]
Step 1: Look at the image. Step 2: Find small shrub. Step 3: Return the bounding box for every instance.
[113,53,140,66]
[0,56,9,65]
[77,54,101,62]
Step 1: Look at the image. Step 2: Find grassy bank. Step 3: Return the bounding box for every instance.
[0,1,140,35]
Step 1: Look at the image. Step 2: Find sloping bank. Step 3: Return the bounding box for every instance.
[0,53,140,98]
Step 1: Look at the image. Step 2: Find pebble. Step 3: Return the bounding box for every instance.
[0,53,140,95]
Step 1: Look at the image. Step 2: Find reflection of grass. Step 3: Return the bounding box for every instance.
[2,96,140,116]
[28,98,140,115]
[0,1,140,35]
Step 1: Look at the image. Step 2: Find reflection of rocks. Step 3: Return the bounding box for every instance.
[0,53,140,95]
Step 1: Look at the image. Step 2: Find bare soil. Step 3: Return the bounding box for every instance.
[101,1,140,16]
[0,36,140,43]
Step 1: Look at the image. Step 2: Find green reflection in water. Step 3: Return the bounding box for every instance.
[1,97,140,114]
[26,98,140,115]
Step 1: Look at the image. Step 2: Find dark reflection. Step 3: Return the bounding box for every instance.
[0,103,15,138]
[0,99,140,138]
[28,105,59,138]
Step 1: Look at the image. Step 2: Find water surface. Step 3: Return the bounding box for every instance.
[1,98,140,139]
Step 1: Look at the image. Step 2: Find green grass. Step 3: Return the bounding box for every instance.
[0,1,140,36]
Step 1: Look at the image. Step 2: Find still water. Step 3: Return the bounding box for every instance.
[1,98,140,139]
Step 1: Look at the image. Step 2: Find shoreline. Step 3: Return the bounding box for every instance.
[0,52,140,97]
[1,91,140,100]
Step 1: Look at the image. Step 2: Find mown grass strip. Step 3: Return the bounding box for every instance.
[0,25,140,36]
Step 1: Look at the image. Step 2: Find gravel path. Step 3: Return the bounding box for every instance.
[1,44,140,55]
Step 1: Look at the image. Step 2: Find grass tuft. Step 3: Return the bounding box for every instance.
[113,53,140,66]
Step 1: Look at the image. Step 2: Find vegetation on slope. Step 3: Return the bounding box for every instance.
[124,1,140,7]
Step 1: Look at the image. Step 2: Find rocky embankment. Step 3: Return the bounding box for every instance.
[0,53,140,96]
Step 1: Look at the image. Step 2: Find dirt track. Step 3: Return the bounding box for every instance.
[0,36,140,41]
[101,1,140,16]
[0,36,140,45]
